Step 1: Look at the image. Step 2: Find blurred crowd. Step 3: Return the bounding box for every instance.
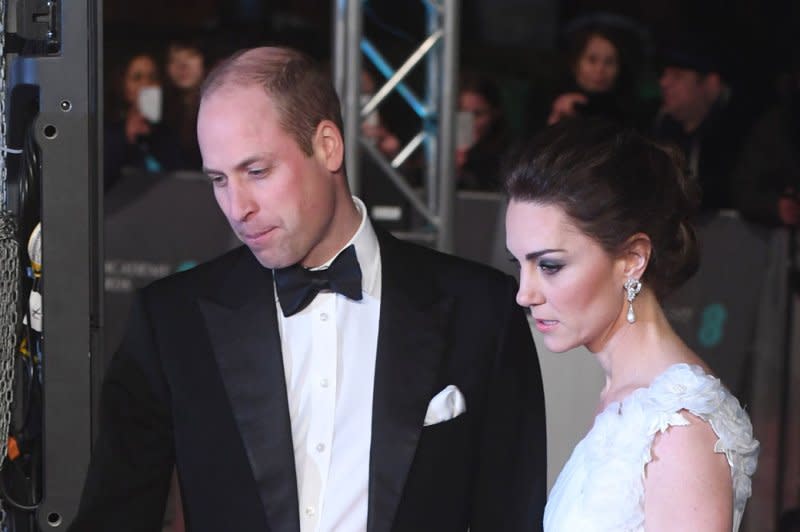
[449,22,800,229]
[104,39,209,190]
[104,20,800,232]
[452,22,800,230]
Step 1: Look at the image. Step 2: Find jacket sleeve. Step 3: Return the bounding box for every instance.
[68,293,174,532]
[470,275,547,531]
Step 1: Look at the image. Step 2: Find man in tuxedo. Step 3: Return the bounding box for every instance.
[70,46,546,532]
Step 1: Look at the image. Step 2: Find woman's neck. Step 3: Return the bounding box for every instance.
[591,289,697,407]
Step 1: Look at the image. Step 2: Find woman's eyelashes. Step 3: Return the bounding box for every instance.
[538,260,564,275]
[505,250,564,275]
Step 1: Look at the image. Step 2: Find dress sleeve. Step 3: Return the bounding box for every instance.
[641,364,760,531]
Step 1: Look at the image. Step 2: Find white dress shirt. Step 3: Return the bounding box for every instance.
[276,197,381,532]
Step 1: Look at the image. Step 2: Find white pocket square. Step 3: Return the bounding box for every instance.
[423,384,467,426]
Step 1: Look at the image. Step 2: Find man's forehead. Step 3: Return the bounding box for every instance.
[200,85,278,122]
[662,65,708,81]
[204,82,269,102]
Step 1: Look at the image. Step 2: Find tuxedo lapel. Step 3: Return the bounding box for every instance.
[198,252,300,532]
[368,232,453,532]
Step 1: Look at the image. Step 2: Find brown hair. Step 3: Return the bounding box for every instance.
[566,26,633,96]
[201,46,343,156]
[504,118,700,298]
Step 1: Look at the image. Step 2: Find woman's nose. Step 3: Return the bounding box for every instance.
[516,274,544,308]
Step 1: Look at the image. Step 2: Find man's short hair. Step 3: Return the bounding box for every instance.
[201,47,344,156]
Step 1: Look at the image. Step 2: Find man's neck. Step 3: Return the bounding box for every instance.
[683,87,727,134]
[682,115,704,134]
[301,195,362,269]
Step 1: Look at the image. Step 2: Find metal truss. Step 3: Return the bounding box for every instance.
[332,0,460,252]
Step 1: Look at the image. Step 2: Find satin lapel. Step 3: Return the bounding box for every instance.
[367,231,453,532]
[198,252,300,532]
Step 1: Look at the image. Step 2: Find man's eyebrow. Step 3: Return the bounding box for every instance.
[203,154,274,175]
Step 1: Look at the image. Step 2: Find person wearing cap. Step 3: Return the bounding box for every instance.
[653,37,757,212]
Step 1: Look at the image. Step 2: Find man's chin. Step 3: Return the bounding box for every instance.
[248,247,297,270]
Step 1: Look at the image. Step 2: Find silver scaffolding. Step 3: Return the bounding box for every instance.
[332,0,460,252]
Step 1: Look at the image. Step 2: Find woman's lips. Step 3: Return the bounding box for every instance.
[533,318,558,332]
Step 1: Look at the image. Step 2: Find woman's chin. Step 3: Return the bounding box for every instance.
[541,337,577,354]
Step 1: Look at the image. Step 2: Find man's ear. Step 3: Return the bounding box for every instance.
[621,232,652,280]
[313,120,344,173]
[703,72,723,96]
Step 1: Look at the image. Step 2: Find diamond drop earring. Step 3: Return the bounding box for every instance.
[624,278,642,323]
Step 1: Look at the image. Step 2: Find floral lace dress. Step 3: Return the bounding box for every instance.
[543,363,759,532]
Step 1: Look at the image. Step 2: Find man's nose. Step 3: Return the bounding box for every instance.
[228,181,256,222]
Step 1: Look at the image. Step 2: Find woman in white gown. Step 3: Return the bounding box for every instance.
[504,119,759,532]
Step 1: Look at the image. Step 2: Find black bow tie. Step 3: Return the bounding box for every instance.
[274,244,363,317]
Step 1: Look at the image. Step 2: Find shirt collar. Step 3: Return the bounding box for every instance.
[312,196,381,298]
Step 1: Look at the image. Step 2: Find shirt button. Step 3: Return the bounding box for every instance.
[320,312,329,322]
[305,506,315,517]
[320,378,329,388]
[316,443,326,452]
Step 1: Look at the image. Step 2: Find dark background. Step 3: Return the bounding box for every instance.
[103,0,800,142]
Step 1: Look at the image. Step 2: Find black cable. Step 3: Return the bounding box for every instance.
[12,275,36,429]
[19,351,39,433]
[0,483,39,512]
[3,118,43,526]
[13,122,41,433]
[18,123,40,235]
[0,461,40,511]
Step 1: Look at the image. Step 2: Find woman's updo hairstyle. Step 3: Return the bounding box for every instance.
[503,117,700,299]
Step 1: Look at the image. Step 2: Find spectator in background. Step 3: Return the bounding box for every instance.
[456,72,511,191]
[652,35,758,212]
[731,55,800,227]
[104,52,183,191]
[163,39,208,170]
[546,26,632,126]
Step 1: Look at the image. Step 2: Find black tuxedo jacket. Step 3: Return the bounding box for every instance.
[70,230,546,532]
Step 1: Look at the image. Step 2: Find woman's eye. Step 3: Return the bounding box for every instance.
[539,262,563,275]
